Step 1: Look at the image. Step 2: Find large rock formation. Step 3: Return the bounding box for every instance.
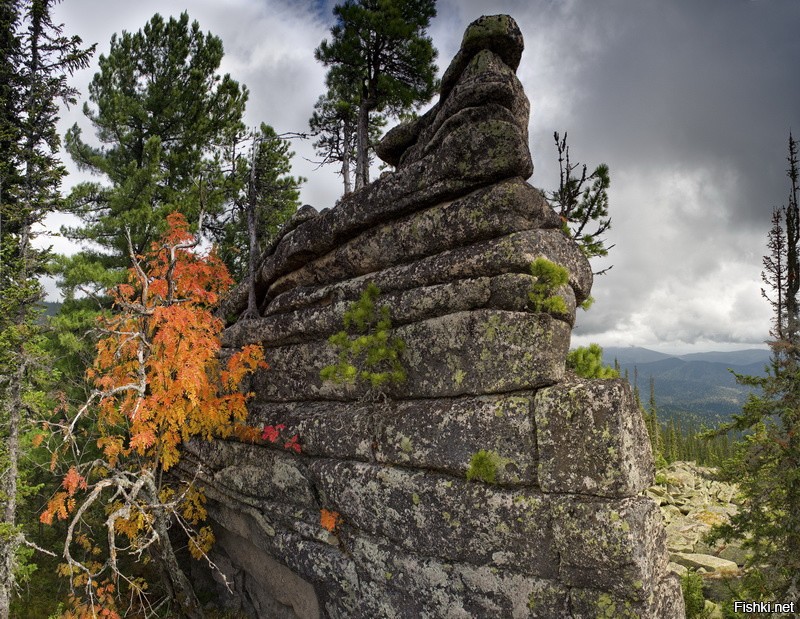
[184,15,685,618]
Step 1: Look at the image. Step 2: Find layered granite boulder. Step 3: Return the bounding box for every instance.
[185,15,684,619]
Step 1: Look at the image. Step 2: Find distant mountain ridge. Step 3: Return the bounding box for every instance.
[600,347,771,423]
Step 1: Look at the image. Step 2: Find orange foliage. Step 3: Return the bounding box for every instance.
[320,508,341,533]
[41,213,267,613]
[87,212,266,471]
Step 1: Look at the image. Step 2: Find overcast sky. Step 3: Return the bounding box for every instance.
[47,0,800,354]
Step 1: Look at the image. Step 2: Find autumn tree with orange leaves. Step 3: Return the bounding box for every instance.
[38,213,265,618]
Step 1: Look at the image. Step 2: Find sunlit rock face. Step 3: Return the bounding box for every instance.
[184,15,684,619]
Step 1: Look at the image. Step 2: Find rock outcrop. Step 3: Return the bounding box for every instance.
[184,15,684,618]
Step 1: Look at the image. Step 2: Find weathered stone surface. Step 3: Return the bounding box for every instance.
[265,178,556,299]
[373,393,538,483]
[208,527,320,619]
[551,495,669,599]
[250,310,569,401]
[224,278,491,348]
[568,574,684,619]
[247,392,538,483]
[204,501,362,619]
[441,14,525,97]
[266,228,591,316]
[310,460,557,576]
[225,272,578,350]
[255,110,531,298]
[186,439,317,508]
[670,552,740,575]
[344,532,570,619]
[396,51,529,168]
[377,14,524,167]
[534,376,655,497]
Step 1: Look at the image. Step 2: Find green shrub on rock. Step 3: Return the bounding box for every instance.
[566,344,619,379]
[321,283,406,388]
[528,257,569,314]
[466,449,503,484]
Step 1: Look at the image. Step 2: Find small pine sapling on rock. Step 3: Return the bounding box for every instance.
[321,283,406,390]
[567,344,619,379]
[528,258,569,315]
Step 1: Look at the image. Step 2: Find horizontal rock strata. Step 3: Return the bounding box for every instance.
[192,13,684,619]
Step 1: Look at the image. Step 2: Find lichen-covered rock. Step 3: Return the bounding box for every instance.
[264,179,556,299]
[551,495,669,599]
[249,310,569,401]
[377,14,526,168]
[265,228,590,316]
[343,533,571,619]
[191,13,678,618]
[310,461,557,576]
[244,393,538,482]
[534,377,655,496]
[568,574,685,619]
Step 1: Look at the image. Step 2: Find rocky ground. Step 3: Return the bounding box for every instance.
[647,461,746,615]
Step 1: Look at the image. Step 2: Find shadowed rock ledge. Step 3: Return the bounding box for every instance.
[186,14,684,618]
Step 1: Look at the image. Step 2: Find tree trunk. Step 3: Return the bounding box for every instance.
[0,358,25,619]
[0,533,20,619]
[341,117,352,196]
[244,136,260,319]
[245,195,258,318]
[151,507,205,619]
[354,99,371,191]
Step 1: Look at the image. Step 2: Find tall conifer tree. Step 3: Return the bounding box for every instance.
[314,0,438,190]
[0,2,93,615]
[61,11,247,290]
[712,133,800,599]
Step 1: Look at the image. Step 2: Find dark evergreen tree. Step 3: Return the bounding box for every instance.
[310,88,357,195]
[314,0,438,190]
[0,1,93,615]
[309,80,385,196]
[217,124,303,316]
[52,11,249,423]
[762,206,787,342]
[547,132,612,274]
[61,11,247,289]
[710,133,800,599]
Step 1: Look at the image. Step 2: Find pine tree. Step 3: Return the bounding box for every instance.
[309,88,357,195]
[52,11,248,428]
[711,133,800,599]
[314,0,438,190]
[762,206,787,342]
[308,80,385,196]
[217,124,303,316]
[61,11,247,290]
[0,1,93,615]
[547,132,613,274]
